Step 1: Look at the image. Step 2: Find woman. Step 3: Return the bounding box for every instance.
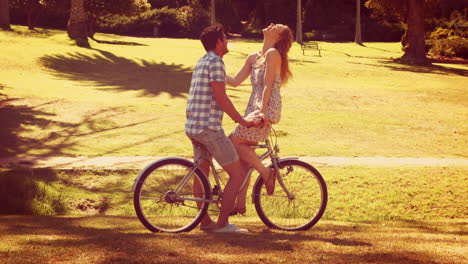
[226,23,293,215]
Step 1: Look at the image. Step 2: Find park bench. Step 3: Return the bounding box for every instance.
[301,42,321,57]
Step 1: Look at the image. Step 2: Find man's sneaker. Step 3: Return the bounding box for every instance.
[212,223,248,233]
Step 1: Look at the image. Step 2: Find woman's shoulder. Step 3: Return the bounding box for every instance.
[246,52,259,63]
[264,48,281,62]
[265,48,280,56]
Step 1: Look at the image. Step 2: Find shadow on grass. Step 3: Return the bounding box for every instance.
[348,59,468,76]
[6,27,56,38]
[39,49,192,98]
[0,216,461,263]
[380,59,468,76]
[0,96,159,159]
[0,169,64,214]
[0,168,136,215]
[0,98,75,158]
[90,37,148,46]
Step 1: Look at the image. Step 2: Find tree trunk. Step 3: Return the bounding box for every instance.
[402,0,427,64]
[354,0,362,44]
[296,0,303,43]
[67,0,89,46]
[210,0,215,25]
[0,0,10,30]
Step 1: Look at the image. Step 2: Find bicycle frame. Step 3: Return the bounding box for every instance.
[176,138,295,205]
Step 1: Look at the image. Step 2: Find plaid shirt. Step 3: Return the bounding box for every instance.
[185,51,226,136]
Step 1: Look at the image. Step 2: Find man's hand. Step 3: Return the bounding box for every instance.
[242,110,266,128]
[239,118,255,128]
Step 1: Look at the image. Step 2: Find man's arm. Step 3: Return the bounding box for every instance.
[211,81,253,127]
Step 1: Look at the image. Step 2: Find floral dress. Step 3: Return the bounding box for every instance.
[231,62,282,142]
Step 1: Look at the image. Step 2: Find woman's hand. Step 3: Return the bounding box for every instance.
[255,112,271,128]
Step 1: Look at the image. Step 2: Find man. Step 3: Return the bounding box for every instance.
[185,24,256,233]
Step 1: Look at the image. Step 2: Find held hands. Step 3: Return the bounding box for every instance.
[242,110,270,128]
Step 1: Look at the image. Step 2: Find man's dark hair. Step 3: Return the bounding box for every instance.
[200,24,225,52]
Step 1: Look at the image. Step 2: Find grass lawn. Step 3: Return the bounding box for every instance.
[3,165,464,263]
[0,215,466,264]
[1,166,466,220]
[0,26,467,263]
[1,26,467,158]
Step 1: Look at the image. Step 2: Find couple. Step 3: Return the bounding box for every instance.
[185,23,293,233]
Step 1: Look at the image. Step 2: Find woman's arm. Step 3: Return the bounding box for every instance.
[259,49,281,117]
[226,53,256,87]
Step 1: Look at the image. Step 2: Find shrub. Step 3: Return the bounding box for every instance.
[304,31,322,41]
[96,6,209,38]
[0,171,66,215]
[430,27,459,40]
[175,5,209,38]
[429,36,468,58]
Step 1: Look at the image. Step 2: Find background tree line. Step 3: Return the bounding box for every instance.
[0,0,467,60]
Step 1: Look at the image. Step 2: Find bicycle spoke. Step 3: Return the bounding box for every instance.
[134,159,210,233]
[254,160,327,231]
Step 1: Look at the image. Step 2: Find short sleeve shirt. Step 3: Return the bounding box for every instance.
[185,51,226,136]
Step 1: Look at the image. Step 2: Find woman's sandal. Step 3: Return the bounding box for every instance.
[265,168,276,195]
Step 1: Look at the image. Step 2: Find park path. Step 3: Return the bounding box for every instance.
[0,155,467,169]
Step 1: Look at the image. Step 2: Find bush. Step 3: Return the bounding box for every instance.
[304,31,322,41]
[0,170,66,215]
[96,6,209,38]
[430,27,462,40]
[429,36,468,58]
[175,5,209,38]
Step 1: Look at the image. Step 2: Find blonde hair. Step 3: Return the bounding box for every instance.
[274,25,293,84]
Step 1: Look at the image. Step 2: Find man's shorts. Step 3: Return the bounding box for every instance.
[187,129,239,167]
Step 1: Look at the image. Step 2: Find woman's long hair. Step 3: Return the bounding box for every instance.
[274,25,293,84]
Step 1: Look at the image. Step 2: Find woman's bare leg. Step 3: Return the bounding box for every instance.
[231,136,275,195]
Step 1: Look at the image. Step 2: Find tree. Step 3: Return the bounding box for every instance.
[68,0,89,46]
[354,0,362,44]
[0,0,11,30]
[402,0,427,63]
[10,0,45,30]
[366,0,428,64]
[210,0,214,24]
[296,0,302,43]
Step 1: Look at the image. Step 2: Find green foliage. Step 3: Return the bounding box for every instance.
[85,0,150,17]
[97,6,208,38]
[428,10,468,58]
[430,36,468,58]
[304,30,321,41]
[0,170,67,215]
[175,2,209,38]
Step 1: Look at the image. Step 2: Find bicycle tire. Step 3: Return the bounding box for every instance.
[133,158,211,233]
[253,159,327,231]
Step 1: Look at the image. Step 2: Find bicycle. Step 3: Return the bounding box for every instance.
[133,129,328,233]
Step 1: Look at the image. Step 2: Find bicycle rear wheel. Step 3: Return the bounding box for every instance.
[253,159,327,231]
[133,158,211,233]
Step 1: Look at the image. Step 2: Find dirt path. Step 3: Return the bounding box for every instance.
[1,155,467,169]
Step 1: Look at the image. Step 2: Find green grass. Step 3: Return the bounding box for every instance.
[1,25,467,158]
[0,215,466,264]
[1,166,466,221]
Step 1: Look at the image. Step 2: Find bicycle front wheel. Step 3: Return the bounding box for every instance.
[133,158,211,233]
[253,159,327,231]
